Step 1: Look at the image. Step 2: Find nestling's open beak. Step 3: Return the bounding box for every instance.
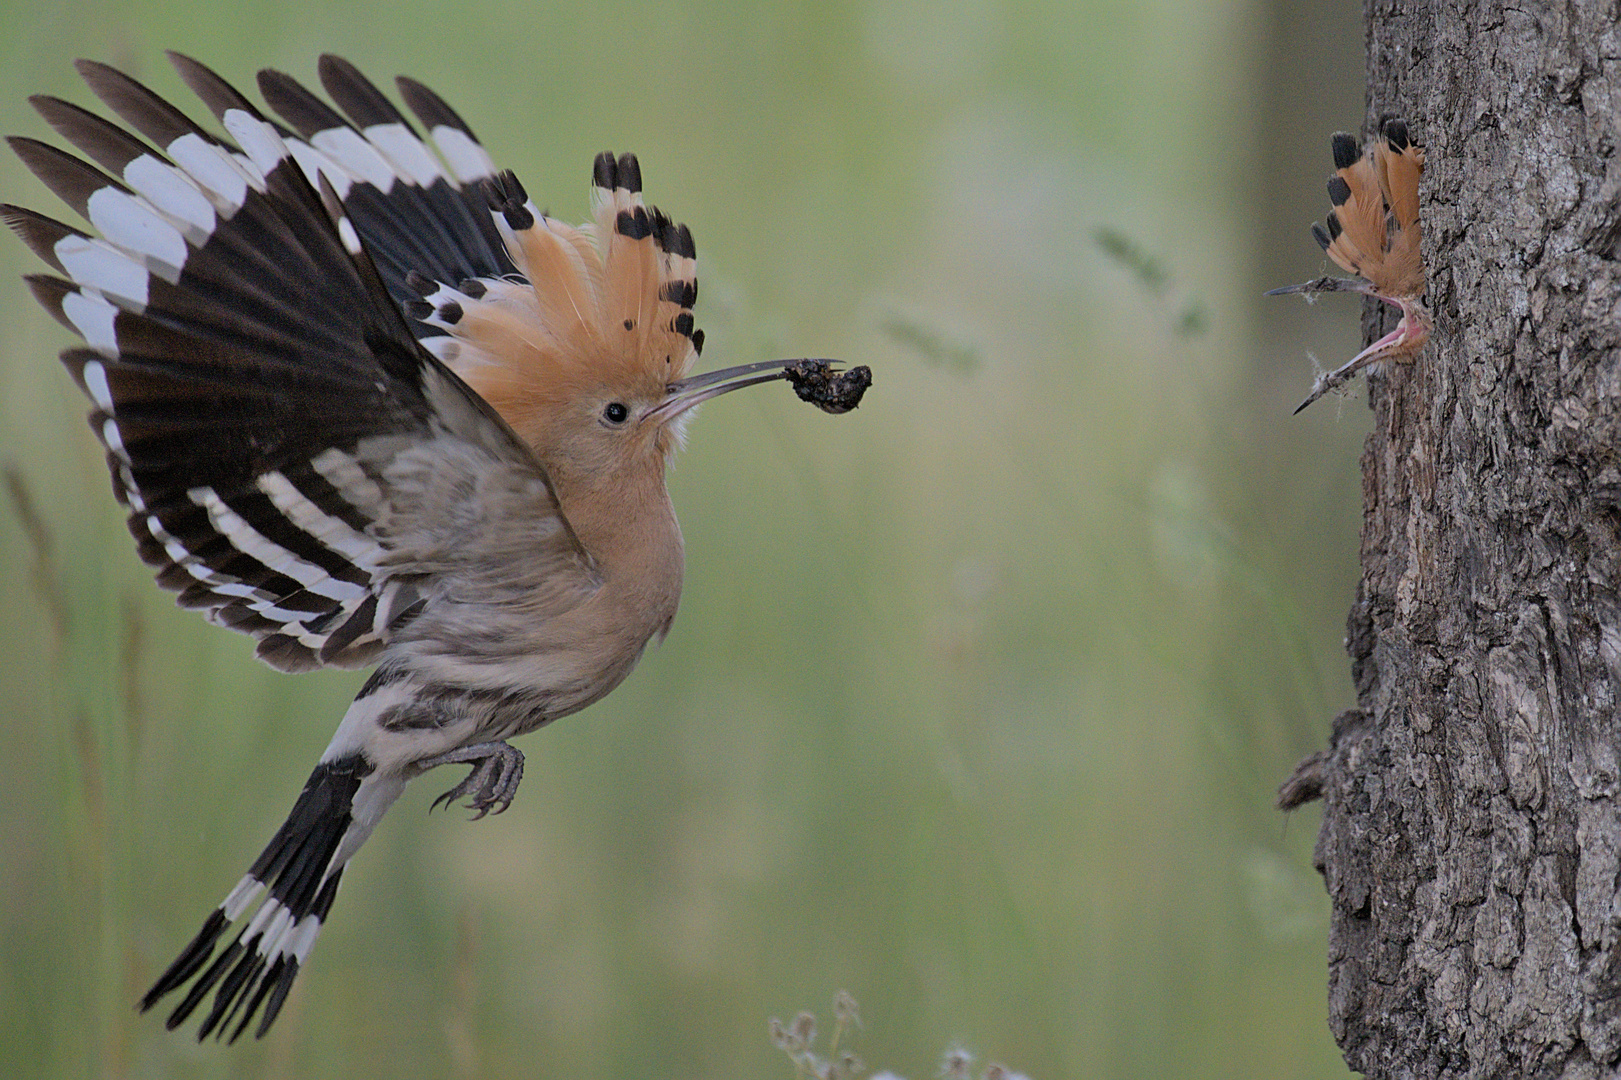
[1291,297,1432,414]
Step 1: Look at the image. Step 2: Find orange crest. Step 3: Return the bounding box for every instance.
[420,153,702,444]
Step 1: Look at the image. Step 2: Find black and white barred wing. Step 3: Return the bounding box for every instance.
[3,54,583,673]
[252,54,520,356]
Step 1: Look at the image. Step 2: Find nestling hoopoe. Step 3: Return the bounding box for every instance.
[1268,116,1428,413]
[4,53,869,1042]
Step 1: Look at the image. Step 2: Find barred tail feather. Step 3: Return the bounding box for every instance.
[140,753,400,1041]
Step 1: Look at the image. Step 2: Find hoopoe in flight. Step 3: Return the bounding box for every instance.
[4,53,868,1042]
[1269,116,1428,413]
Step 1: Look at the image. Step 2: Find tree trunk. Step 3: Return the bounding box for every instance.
[1296,1,1621,1076]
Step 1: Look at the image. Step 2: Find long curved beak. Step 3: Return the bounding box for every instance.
[645,359,805,425]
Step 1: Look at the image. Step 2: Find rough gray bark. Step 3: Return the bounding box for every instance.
[1300,1,1621,1077]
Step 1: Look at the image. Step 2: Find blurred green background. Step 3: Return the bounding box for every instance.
[0,0,1375,1076]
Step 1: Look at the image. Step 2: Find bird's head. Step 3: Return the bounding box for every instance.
[494,345,802,491]
[409,152,865,492]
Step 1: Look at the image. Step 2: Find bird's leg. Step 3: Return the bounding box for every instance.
[417,742,525,818]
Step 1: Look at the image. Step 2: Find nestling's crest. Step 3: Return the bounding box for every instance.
[1269,115,1430,413]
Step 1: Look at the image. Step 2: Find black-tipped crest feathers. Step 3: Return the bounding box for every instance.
[1270,116,1431,412]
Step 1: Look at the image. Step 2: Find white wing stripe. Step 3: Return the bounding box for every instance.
[256,470,385,570]
[55,235,149,306]
[63,286,124,356]
[166,132,255,206]
[116,463,146,512]
[426,125,494,184]
[362,123,442,187]
[85,187,187,277]
[310,448,385,511]
[146,514,265,597]
[122,155,217,241]
[100,416,128,462]
[81,359,114,412]
[336,216,362,255]
[189,486,369,602]
[284,138,354,200]
[310,126,396,191]
[222,109,289,176]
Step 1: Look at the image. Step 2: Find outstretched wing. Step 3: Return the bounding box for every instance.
[254,54,520,351]
[254,57,706,452]
[4,53,585,673]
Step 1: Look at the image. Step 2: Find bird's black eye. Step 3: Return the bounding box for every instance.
[603,402,630,424]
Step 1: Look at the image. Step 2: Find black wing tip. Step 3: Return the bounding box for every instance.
[9,135,128,219]
[23,273,75,328]
[73,57,202,146]
[168,51,262,121]
[2,203,73,272]
[72,57,124,87]
[258,66,347,140]
[316,53,356,81]
[395,74,477,139]
[1326,174,1352,207]
[26,92,78,125]
[319,54,409,130]
[30,93,157,175]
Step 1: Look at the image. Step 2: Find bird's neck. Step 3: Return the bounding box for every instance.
[555,461,685,598]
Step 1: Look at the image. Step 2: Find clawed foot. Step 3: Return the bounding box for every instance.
[417,742,525,818]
